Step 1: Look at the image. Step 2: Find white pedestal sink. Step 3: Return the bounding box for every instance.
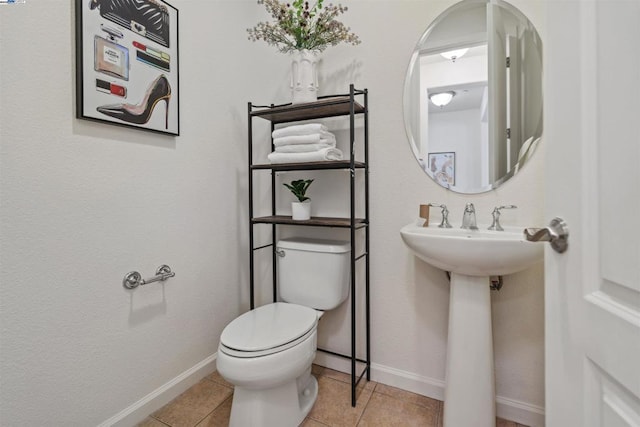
[400,222,543,427]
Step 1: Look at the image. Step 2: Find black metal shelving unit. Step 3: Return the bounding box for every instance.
[247,85,370,407]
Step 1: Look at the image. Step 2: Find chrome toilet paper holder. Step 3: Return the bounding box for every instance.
[123,264,175,289]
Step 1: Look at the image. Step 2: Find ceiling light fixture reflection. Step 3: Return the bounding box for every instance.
[440,48,469,62]
[429,91,456,107]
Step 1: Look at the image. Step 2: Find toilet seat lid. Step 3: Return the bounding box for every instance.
[220,302,318,353]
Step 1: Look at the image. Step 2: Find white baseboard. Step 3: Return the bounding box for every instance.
[314,353,545,426]
[370,362,446,401]
[496,395,545,427]
[99,353,218,427]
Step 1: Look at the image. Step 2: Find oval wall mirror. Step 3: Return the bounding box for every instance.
[403,0,543,194]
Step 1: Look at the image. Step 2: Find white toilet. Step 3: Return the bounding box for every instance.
[217,237,351,427]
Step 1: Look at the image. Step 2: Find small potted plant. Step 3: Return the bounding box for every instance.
[284,178,313,220]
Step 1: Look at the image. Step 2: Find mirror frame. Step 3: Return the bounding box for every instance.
[403,0,543,194]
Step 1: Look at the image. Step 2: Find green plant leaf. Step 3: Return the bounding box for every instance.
[283,179,314,202]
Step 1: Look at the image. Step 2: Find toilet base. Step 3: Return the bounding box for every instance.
[229,370,318,427]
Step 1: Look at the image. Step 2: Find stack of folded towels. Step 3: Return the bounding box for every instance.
[267,123,343,164]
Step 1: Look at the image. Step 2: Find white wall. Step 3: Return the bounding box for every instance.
[422,53,489,88]
[0,1,288,425]
[0,0,546,425]
[429,109,484,190]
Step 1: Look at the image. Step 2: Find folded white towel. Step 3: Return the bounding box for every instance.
[272,123,328,139]
[267,147,343,164]
[273,132,335,147]
[275,142,336,153]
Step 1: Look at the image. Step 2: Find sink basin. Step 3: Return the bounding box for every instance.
[400,222,543,276]
[400,221,543,427]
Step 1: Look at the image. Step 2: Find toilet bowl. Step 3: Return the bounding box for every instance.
[217,238,350,427]
[217,303,320,426]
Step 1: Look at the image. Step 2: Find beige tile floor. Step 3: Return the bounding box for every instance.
[138,365,529,427]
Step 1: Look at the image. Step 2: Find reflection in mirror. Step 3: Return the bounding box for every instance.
[404,0,542,194]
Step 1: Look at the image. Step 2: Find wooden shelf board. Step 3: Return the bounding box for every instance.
[251,160,366,171]
[251,96,366,123]
[252,215,367,228]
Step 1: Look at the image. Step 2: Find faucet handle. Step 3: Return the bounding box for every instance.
[488,205,518,231]
[428,203,452,228]
[496,204,517,211]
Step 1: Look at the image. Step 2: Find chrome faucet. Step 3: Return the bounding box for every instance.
[429,203,452,228]
[461,203,478,230]
[488,205,517,231]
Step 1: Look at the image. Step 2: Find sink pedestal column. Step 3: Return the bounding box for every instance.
[443,273,496,427]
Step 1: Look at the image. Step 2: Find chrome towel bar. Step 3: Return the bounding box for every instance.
[123,264,175,289]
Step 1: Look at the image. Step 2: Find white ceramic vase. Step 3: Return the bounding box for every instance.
[291,49,319,104]
[291,201,311,220]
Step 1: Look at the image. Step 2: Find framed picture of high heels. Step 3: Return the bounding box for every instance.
[75,0,180,136]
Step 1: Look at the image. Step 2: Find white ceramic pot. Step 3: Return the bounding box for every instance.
[291,201,311,220]
[291,49,319,104]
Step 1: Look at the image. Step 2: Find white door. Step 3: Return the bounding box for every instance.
[545,1,640,426]
[487,2,508,181]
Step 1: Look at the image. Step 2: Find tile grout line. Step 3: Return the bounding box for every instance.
[203,375,232,388]
[353,381,377,427]
[306,417,332,427]
[148,416,172,427]
[193,378,234,427]
[363,388,444,427]
[191,406,216,427]
[305,370,375,427]
[193,395,234,427]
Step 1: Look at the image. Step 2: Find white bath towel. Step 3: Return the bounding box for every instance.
[273,132,336,147]
[272,123,328,139]
[275,142,336,153]
[267,147,343,164]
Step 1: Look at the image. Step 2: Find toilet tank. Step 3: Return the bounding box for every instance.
[277,238,350,310]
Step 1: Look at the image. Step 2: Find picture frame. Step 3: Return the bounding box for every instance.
[427,152,455,187]
[75,0,180,136]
